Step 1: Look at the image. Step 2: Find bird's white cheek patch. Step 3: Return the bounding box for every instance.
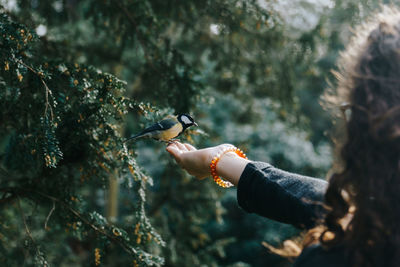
[181,115,192,125]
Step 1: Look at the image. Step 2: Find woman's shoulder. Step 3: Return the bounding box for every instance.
[293,243,350,267]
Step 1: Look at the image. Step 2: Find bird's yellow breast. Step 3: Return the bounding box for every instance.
[158,123,183,141]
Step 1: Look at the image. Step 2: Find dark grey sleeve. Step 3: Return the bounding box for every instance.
[237,162,328,229]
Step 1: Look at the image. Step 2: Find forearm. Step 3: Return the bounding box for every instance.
[237,162,328,229]
[215,154,327,228]
[167,142,327,228]
[215,152,251,186]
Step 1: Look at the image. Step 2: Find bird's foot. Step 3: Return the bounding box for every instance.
[166,139,180,145]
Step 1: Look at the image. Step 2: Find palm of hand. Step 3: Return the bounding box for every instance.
[166,142,234,179]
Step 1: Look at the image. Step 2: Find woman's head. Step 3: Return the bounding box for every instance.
[322,7,400,267]
[339,8,400,141]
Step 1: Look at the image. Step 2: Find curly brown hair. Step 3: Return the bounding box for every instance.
[321,6,400,267]
[266,6,400,267]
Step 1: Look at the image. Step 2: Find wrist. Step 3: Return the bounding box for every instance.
[209,146,248,188]
[216,152,240,173]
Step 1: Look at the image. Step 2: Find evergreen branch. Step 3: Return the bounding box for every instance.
[0,187,134,254]
[17,196,35,245]
[15,59,54,120]
[8,188,164,264]
[16,195,49,266]
[44,200,55,230]
[22,189,135,255]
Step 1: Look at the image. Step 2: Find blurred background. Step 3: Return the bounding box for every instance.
[0,0,393,266]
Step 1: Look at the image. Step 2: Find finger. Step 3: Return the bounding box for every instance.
[166,145,180,154]
[166,144,178,155]
[166,146,182,162]
[167,142,176,147]
[175,141,188,151]
[184,143,196,151]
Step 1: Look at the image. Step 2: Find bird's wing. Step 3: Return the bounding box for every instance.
[141,116,177,133]
[124,116,178,142]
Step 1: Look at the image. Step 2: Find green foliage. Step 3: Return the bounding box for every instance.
[0,11,164,266]
[0,0,389,266]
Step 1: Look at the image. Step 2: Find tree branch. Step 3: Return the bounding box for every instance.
[15,59,54,120]
[21,188,135,255]
[44,200,55,230]
[16,196,40,256]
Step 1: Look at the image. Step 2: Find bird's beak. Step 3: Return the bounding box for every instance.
[193,122,198,126]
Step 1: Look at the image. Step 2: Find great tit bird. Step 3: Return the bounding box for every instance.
[124,114,198,143]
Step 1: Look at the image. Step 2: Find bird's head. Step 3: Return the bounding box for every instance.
[177,114,198,129]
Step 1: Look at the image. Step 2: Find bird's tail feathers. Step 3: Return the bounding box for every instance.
[123,132,151,143]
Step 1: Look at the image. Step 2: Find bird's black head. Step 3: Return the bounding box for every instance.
[177,114,198,129]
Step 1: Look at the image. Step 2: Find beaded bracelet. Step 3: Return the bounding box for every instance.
[209,146,248,188]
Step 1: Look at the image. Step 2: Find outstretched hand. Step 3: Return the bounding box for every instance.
[166,142,236,179]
